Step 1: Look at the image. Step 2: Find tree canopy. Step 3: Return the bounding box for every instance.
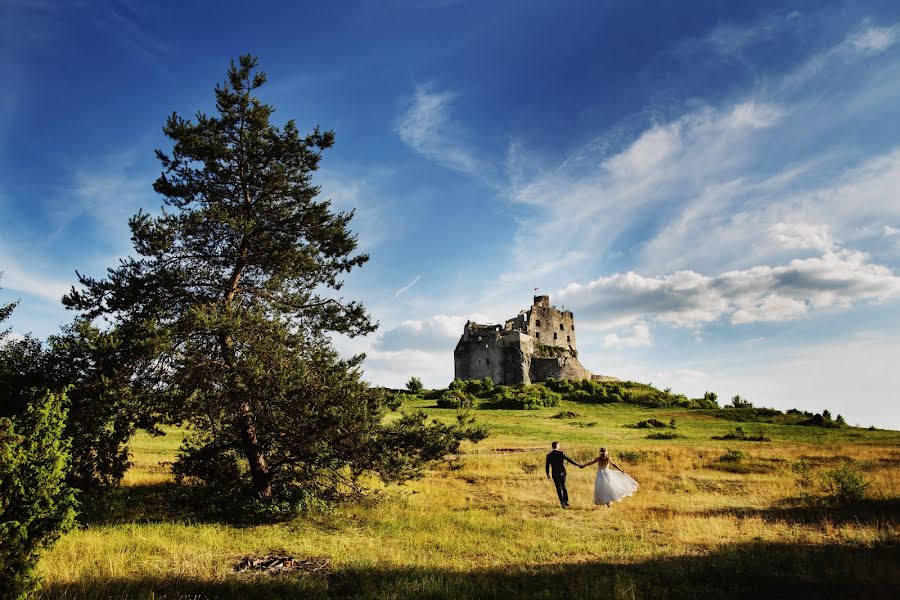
[64,55,484,504]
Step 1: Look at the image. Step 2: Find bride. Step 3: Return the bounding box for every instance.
[582,447,638,507]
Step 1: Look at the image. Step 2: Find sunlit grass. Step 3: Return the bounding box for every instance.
[37,401,900,599]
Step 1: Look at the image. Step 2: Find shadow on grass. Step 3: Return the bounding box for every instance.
[693,497,900,527]
[39,541,900,599]
[77,482,275,527]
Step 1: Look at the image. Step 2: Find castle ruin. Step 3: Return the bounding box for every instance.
[453,295,596,385]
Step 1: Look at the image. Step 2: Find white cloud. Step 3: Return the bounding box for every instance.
[558,249,900,328]
[603,322,653,349]
[848,24,899,54]
[375,313,490,352]
[602,121,682,179]
[730,295,808,325]
[0,246,72,304]
[639,149,900,274]
[500,16,900,286]
[395,84,477,174]
[769,222,834,251]
[504,100,787,277]
[672,368,708,381]
[884,225,900,237]
[394,275,421,297]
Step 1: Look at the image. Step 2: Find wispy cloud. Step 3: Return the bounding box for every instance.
[317,172,394,252]
[394,275,421,297]
[672,368,708,381]
[504,100,787,275]
[501,15,900,287]
[395,84,478,174]
[784,22,899,89]
[673,10,801,59]
[0,245,73,304]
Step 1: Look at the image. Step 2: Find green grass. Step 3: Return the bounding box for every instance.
[36,397,900,599]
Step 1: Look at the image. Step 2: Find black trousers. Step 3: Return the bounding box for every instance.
[552,472,569,505]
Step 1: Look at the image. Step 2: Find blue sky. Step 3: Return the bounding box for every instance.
[2,0,900,428]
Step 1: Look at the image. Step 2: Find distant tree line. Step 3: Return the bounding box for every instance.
[404,377,848,428]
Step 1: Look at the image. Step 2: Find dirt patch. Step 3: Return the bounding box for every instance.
[234,555,331,575]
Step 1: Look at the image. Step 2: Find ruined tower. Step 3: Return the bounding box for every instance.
[453,295,593,385]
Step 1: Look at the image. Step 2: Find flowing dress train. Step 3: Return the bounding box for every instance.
[594,464,638,505]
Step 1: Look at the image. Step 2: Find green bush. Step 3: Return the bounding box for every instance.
[618,450,645,464]
[712,426,771,442]
[552,410,579,419]
[646,431,680,440]
[821,463,869,504]
[728,395,754,409]
[447,378,498,398]
[709,449,775,474]
[405,376,424,394]
[0,390,77,599]
[436,389,472,409]
[633,418,668,429]
[720,449,745,463]
[800,411,846,428]
[493,384,560,410]
[693,391,719,409]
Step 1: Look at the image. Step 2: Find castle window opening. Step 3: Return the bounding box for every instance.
[536,332,540,339]
[536,319,541,327]
[553,332,558,340]
[571,324,575,331]
[567,336,571,342]
[559,323,564,331]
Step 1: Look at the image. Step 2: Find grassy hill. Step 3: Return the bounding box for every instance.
[36,383,900,599]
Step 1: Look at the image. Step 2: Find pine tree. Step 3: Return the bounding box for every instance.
[65,56,484,503]
[0,284,76,600]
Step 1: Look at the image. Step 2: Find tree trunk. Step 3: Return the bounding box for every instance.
[219,328,273,500]
[237,398,273,500]
[219,237,272,499]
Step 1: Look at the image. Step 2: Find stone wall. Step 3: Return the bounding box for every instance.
[454,324,531,384]
[529,355,593,383]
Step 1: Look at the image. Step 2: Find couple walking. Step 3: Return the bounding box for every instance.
[546,441,638,508]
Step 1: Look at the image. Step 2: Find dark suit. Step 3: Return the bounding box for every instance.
[546,449,579,506]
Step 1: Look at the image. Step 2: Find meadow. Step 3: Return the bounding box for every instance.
[36,395,900,599]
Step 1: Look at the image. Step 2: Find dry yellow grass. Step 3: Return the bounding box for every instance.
[36,403,900,599]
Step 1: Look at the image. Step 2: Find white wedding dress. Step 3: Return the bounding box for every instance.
[594,463,638,505]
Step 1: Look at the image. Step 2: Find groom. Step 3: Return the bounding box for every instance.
[546,441,582,508]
